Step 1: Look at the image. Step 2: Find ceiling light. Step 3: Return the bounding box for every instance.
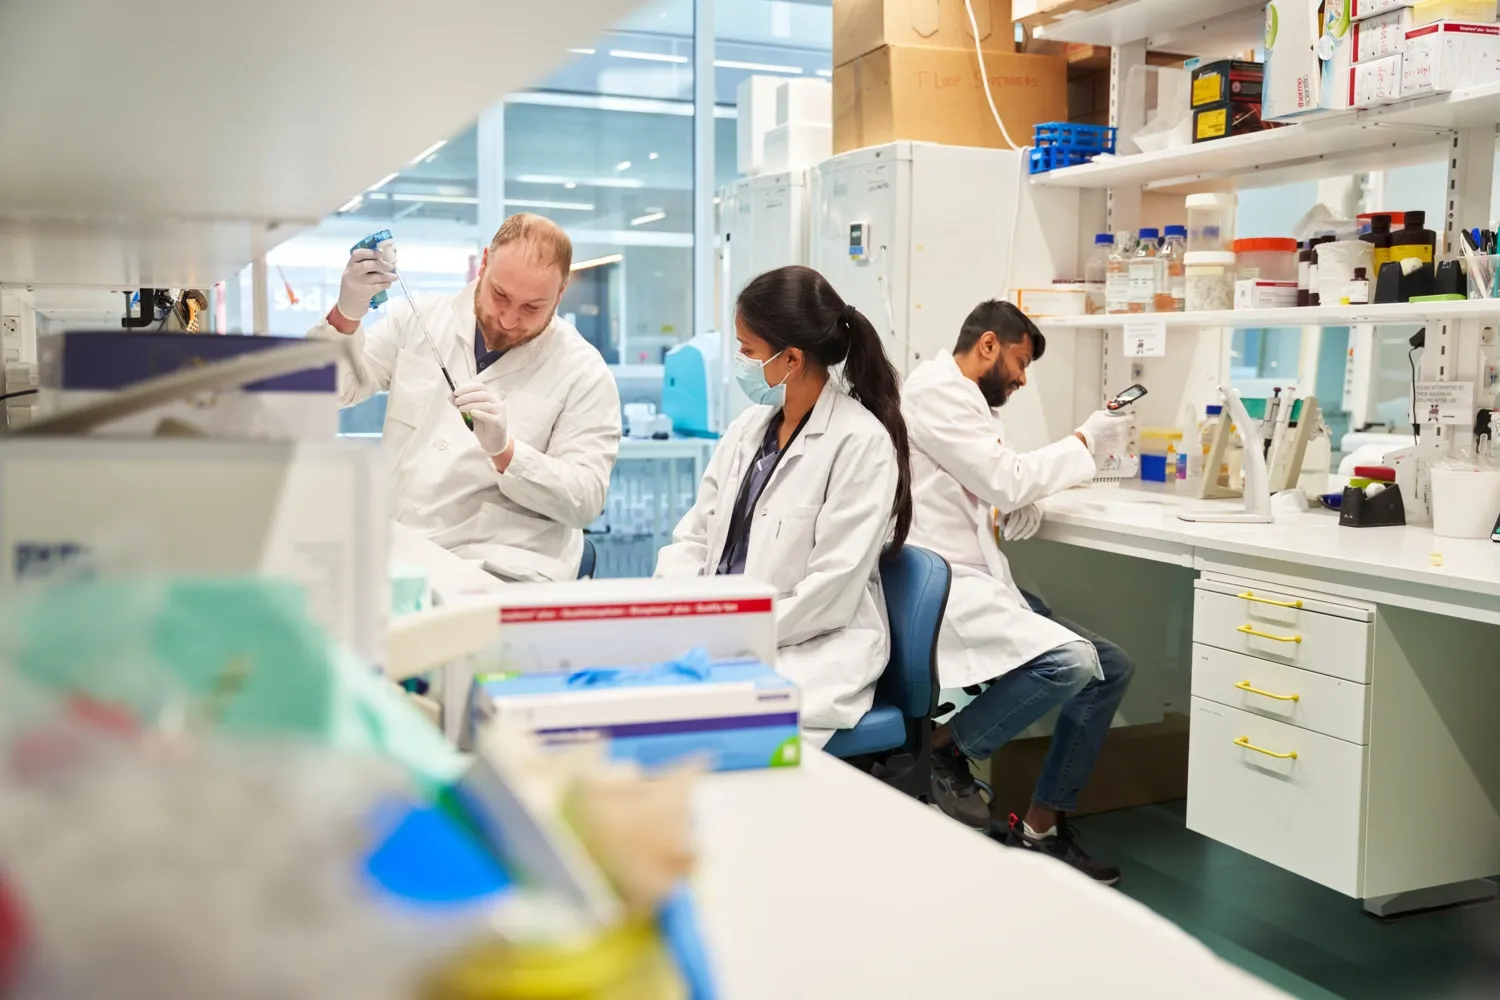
[504,198,596,211]
[615,160,632,171]
[648,151,659,160]
[815,68,833,78]
[713,59,804,74]
[608,48,688,64]
[564,181,577,189]
[368,171,399,191]
[389,193,479,204]
[410,139,446,165]
[568,47,596,55]
[630,211,667,226]
[515,174,646,189]
[337,195,363,213]
[365,191,389,200]
[572,253,624,271]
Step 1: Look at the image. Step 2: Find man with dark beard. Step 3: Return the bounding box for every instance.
[900,299,1134,884]
[313,213,620,582]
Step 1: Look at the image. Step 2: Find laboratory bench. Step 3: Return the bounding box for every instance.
[1008,483,1500,916]
[695,748,1290,998]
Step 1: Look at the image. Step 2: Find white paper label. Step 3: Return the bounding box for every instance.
[1414,381,1475,424]
[1124,320,1167,357]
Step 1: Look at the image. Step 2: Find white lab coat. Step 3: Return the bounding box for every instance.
[309,281,621,582]
[656,380,897,747]
[901,352,1099,689]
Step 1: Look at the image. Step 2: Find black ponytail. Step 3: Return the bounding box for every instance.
[735,265,914,551]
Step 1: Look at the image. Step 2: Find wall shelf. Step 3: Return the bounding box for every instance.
[1031,81,1500,194]
[0,0,637,288]
[1032,0,1266,57]
[1036,300,1500,330]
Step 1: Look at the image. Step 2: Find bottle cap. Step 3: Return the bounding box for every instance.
[1095,233,1114,244]
[1404,210,1425,227]
[1233,237,1298,253]
[1164,225,1187,238]
[1206,404,1223,415]
[1138,228,1160,240]
[1354,267,1367,279]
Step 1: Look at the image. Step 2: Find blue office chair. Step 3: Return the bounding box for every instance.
[824,544,951,798]
[578,536,598,579]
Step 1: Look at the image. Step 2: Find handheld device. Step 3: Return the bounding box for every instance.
[1105,383,1148,411]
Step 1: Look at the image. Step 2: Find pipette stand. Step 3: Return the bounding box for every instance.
[1180,386,1274,523]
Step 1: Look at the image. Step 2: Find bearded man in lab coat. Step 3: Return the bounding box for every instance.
[312,213,621,582]
[901,299,1134,885]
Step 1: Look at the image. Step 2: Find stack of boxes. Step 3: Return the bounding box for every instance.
[831,0,1066,153]
[1348,0,1500,108]
[1190,59,1274,141]
[735,77,833,176]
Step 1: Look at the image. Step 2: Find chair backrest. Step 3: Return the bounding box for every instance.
[876,544,951,720]
[578,536,597,579]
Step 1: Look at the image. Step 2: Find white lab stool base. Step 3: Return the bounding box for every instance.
[1362,878,1498,917]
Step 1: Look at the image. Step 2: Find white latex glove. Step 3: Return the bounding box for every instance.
[1076,409,1131,458]
[451,380,510,455]
[335,245,397,324]
[1002,503,1042,542]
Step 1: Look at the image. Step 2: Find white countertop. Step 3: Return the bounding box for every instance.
[694,751,1288,999]
[1036,484,1500,620]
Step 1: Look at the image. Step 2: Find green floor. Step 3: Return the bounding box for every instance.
[1069,801,1500,999]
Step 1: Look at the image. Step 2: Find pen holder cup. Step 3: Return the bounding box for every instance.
[1465,255,1500,300]
[1339,483,1406,528]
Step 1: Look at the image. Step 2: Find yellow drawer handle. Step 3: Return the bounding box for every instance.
[1235,680,1300,702]
[1237,624,1302,644]
[1238,590,1302,609]
[1235,736,1298,760]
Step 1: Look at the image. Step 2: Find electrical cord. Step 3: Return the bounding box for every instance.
[1409,328,1426,445]
[963,0,1029,318]
[0,389,37,402]
[964,0,1022,152]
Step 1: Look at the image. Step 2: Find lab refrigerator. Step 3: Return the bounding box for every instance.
[718,168,812,427]
[808,141,1085,452]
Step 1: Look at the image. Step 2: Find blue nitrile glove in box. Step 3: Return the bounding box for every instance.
[471,648,801,772]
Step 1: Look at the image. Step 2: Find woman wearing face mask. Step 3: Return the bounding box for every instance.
[655,266,913,748]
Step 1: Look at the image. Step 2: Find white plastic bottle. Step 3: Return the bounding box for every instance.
[1085,233,1113,314]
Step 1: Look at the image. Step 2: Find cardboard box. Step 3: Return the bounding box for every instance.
[775,78,833,126]
[763,121,833,173]
[1014,285,1088,317]
[1354,7,1416,61]
[1192,99,1270,141]
[472,657,802,773]
[1402,20,1500,95]
[1190,59,1264,107]
[1351,50,1406,103]
[833,44,1067,154]
[38,331,338,440]
[834,0,1013,66]
[983,714,1190,818]
[1234,278,1300,308]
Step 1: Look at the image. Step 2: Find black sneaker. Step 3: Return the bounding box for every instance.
[1003,813,1121,886]
[928,743,990,829]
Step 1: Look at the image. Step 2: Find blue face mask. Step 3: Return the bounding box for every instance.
[732,349,788,407]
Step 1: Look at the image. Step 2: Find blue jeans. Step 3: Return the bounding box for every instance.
[948,591,1135,813]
